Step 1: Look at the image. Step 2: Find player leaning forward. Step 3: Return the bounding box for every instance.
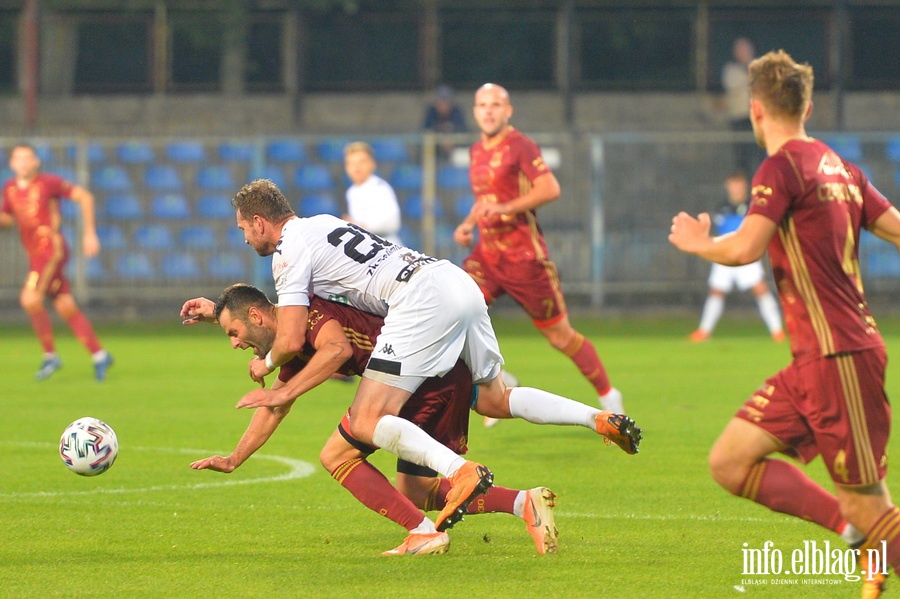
[231,179,642,532]
[670,50,900,597]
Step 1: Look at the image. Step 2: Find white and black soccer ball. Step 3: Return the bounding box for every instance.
[59,417,119,476]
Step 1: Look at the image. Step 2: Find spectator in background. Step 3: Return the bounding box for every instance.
[722,37,763,175]
[689,171,783,343]
[0,143,113,381]
[423,84,468,158]
[343,141,403,245]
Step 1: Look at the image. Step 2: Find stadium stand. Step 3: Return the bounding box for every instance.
[267,140,307,163]
[151,194,191,219]
[145,165,183,191]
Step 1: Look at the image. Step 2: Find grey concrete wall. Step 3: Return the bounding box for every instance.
[0,90,898,137]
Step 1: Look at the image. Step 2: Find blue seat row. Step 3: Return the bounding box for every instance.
[109,252,251,280]
[99,193,342,221]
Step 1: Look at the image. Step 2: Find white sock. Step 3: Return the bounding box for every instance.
[698,294,725,333]
[841,522,865,546]
[372,415,466,478]
[91,350,108,365]
[410,516,437,534]
[512,491,526,518]
[756,292,783,335]
[508,387,599,430]
[599,387,624,413]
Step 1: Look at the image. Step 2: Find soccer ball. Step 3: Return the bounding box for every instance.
[59,417,119,476]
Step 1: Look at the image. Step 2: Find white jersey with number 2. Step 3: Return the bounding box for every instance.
[273,214,436,314]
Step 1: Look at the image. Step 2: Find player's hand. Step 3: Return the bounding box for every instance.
[668,212,713,254]
[82,231,100,258]
[474,201,510,221]
[190,455,237,473]
[453,223,474,247]
[180,297,216,325]
[248,357,272,386]
[236,387,288,409]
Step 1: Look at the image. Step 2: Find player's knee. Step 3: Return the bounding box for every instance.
[319,443,362,473]
[19,290,42,312]
[708,447,746,495]
[837,486,890,531]
[53,294,78,318]
[542,325,574,350]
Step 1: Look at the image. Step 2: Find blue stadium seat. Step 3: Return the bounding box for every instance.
[218,141,255,162]
[32,143,54,164]
[403,195,444,220]
[145,165,183,191]
[92,166,132,191]
[819,134,862,162]
[208,253,249,279]
[0,167,10,183]
[250,164,288,190]
[180,225,217,249]
[398,226,421,251]
[85,257,106,280]
[455,194,475,219]
[116,253,155,280]
[197,195,234,219]
[166,141,207,163]
[65,143,106,164]
[47,166,76,183]
[299,193,340,217]
[389,164,423,191]
[371,138,410,163]
[437,165,470,190]
[59,200,80,220]
[151,194,190,220]
[134,224,173,249]
[197,165,235,190]
[61,225,75,244]
[294,165,334,191]
[887,136,900,163]
[317,139,349,163]
[117,142,156,164]
[162,252,201,279]
[97,225,126,250]
[267,140,307,163]
[103,194,143,220]
[227,227,247,248]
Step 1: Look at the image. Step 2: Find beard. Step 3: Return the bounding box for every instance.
[248,324,276,357]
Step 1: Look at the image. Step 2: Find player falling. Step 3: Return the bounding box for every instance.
[0,144,113,381]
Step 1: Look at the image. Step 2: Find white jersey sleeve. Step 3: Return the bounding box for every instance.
[273,217,312,307]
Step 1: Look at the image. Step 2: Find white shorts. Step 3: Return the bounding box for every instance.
[708,261,765,293]
[364,260,504,392]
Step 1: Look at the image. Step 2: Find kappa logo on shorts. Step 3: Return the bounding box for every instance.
[379,343,396,356]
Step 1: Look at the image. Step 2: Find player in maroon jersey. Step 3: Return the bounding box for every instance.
[0,143,112,381]
[669,50,900,596]
[454,84,624,419]
[182,284,561,556]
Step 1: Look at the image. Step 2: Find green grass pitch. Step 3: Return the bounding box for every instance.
[2,314,898,598]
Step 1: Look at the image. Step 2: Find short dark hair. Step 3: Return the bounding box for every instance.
[214,283,274,322]
[231,179,295,223]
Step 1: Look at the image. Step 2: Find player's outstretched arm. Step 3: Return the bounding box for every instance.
[670,212,775,266]
[70,185,100,257]
[238,320,353,409]
[180,297,216,325]
[869,206,900,253]
[191,380,295,473]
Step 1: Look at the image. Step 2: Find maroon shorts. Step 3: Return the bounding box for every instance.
[26,242,70,299]
[339,360,472,465]
[463,244,567,327]
[736,347,890,486]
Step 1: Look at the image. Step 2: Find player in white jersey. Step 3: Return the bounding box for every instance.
[220,179,643,534]
[343,141,403,245]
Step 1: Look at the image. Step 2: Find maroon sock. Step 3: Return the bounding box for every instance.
[331,458,424,531]
[562,332,611,396]
[863,506,900,572]
[431,478,520,515]
[65,311,102,354]
[28,309,55,353]
[740,459,843,533]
